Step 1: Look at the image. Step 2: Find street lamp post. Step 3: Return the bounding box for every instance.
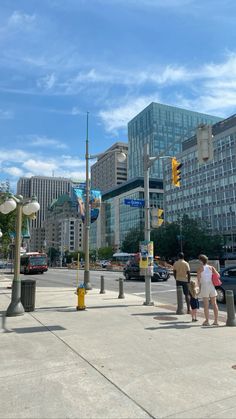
[84,112,92,290]
[83,113,127,290]
[0,193,40,316]
[143,143,153,306]
[143,143,172,305]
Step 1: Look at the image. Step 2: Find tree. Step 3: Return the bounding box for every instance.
[121,227,144,253]
[97,246,114,260]
[151,215,223,260]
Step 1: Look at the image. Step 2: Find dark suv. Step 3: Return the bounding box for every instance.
[123,262,170,282]
[216,265,236,303]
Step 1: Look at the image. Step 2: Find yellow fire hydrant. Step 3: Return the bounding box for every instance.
[76,284,86,311]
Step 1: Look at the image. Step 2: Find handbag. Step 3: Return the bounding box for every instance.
[212,270,222,286]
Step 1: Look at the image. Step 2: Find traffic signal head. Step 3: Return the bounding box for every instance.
[171,158,182,187]
[157,208,164,226]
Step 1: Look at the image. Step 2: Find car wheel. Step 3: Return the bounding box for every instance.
[216,287,225,304]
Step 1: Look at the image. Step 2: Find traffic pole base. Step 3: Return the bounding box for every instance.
[143,301,154,306]
[76,306,86,311]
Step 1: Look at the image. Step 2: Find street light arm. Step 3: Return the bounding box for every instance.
[147,155,173,168]
[88,149,127,161]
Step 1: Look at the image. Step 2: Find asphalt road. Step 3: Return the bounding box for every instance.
[16,267,227,313]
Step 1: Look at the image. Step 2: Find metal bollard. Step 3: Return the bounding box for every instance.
[100,275,105,294]
[118,277,125,299]
[176,285,184,315]
[226,290,236,327]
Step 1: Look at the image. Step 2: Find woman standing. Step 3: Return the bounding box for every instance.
[197,254,219,326]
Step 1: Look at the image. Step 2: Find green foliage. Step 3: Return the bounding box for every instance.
[97,246,114,260]
[151,215,223,260]
[121,227,144,253]
[69,251,84,262]
[47,247,60,264]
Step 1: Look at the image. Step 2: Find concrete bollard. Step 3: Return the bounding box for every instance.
[176,286,184,315]
[226,290,236,327]
[100,275,105,294]
[118,277,125,299]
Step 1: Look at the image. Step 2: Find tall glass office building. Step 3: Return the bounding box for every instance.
[128,102,222,180]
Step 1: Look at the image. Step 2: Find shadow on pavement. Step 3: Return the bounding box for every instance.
[131,311,177,317]
[146,323,193,330]
[12,325,66,334]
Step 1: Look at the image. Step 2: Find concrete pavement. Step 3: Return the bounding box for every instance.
[1,273,236,419]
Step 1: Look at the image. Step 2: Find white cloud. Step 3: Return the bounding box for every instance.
[29,135,67,149]
[8,11,36,27]
[99,95,160,133]
[71,107,81,115]
[0,146,86,182]
[4,166,23,177]
[37,73,56,90]
[0,149,30,163]
[0,109,14,119]
[22,159,57,175]
[61,156,86,168]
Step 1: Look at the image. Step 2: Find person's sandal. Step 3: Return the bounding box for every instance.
[202,320,210,326]
[212,322,219,326]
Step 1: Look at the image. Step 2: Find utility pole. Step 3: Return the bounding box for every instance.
[143,143,153,306]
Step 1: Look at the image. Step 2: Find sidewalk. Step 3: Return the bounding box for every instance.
[1,274,236,419]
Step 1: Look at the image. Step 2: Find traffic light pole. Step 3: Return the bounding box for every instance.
[143,145,173,306]
[143,143,153,306]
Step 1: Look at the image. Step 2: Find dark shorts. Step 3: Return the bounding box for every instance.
[176,280,189,296]
[190,296,200,310]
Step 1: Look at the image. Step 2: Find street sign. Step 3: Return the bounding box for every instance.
[124,199,145,208]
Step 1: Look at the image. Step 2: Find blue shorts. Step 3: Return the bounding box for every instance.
[190,296,199,310]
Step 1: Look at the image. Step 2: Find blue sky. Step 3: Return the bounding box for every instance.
[1,0,236,190]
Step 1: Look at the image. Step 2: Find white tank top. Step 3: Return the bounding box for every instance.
[200,264,212,284]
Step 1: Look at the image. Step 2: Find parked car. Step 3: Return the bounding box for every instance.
[123,262,170,282]
[216,265,236,303]
[0,260,7,269]
[100,260,111,268]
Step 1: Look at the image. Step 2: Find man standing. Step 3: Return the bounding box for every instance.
[173,252,191,313]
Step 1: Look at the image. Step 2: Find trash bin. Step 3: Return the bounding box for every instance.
[21,279,36,312]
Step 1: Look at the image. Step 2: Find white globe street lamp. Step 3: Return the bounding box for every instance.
[0,193,40,316]
[0,198,17,214]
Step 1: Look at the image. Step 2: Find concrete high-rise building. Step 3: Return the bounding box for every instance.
[17,176,72,251]
[164,114,236,254]
[128,102,222,180]
[91,142,128,193]
[44,194,84,261]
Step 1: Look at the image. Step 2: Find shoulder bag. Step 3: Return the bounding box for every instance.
[211,267,222,287]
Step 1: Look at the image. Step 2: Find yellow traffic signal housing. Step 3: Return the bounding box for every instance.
[171,158,182,187]
[157,208,164,226]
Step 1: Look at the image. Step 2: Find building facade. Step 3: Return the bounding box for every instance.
[91,142,128,193]
[90,178,163,251]
[44,194,83,258]
[17,176,72,251]
[164,114,236,250]
[128,102,222,180]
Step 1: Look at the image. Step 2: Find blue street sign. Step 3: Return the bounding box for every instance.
[124,199,145,208]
